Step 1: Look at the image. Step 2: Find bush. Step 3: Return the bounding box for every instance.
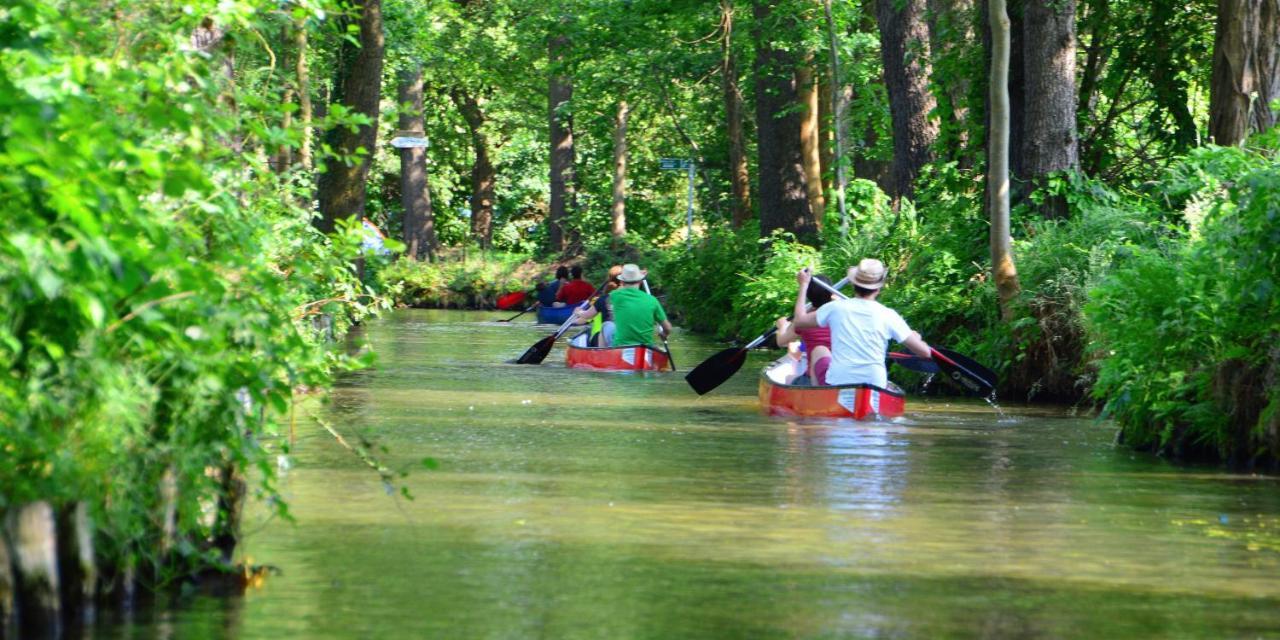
[378,251,544,308]
[1087,158,1280,469]
[654,223,760,337]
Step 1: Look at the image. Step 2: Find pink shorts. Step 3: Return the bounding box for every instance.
[812,356,831,386]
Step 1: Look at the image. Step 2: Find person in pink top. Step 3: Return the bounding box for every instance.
[773,273,836,385]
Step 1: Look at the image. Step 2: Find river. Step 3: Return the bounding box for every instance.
[98,309,1280,638]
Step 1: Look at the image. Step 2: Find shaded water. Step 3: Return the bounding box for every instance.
[101,310,1280,638]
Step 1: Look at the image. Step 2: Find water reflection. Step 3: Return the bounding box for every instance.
[92,310,1280,639]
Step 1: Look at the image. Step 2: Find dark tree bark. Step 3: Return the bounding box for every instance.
[398,66,437,261]
[753,1,818,242]
[1021,0,1078,218]
[451,89,495,248]
[876,0,939,202]
[315,0,384,233]
[721,0,753,228]
[295,18,314,171]
[1210,0,1280,145]
[547,31,576,253]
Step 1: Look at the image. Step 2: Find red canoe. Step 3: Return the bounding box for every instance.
[565,342,672,372]
[758,357,905,420]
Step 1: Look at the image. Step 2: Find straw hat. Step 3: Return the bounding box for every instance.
[618,263,647,283]
[849,258,887,290]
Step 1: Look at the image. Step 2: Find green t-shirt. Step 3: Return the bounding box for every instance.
[609,287,667,347]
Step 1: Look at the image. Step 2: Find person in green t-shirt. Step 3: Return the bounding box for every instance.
[609,263,672,347]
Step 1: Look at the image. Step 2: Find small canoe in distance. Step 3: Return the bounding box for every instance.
[536,304,577,325]
[758,356,905,420]
[565,341,673,372]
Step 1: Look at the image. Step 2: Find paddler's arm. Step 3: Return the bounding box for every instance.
[774,316,800,347]
[791,268,819,329]
[902,332,932,359]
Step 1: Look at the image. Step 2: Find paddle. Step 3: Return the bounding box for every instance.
[888,351,940,374]
[514,274,612,365]
[930,347,997,397]
[642,280,676,372]
[807,277,996,395]
[497,303,537,323]
[684,275,850,395]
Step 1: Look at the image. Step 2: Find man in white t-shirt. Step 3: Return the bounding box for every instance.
[792,259,933,387]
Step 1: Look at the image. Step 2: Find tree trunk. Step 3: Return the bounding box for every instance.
[989,0,1021,320]
[611,100,629,239]
[7,503,61,637]
[1021,0,1079,218]
[548,31,576,253]
[797,62,827,224]
[56,502,96,622]
[721,0,753,228]
[824,0,850,234]
[315,0,384,234]
[296,19,314,172]
[818,79,834,192]
[753,1,819,242]
[452,89,495,248]
[927,0,976,165]
[398,66,437,261]
[1210,0,1280,145]
[876,0,939,202]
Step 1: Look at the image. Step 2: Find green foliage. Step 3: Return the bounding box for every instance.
[654,224,760,337]
[1087,147,1280,466]
[0,0,383,579]
[378,251,539,308]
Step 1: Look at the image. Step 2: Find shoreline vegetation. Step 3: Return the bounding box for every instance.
[2,0,1277,636]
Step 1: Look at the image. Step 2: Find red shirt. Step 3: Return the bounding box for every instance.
[556,279,595,305]
[797,326,832,351]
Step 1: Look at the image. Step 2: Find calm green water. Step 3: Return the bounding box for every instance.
[100,310,1280,638]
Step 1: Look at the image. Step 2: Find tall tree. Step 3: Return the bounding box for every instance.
[398,65,437,261]
[611,100,629,239]
[1210,0,1280,145]
[1021,0,1079,218]
[753,1,819,242]
[315,0,385,233]
[451,89,496,248]
[876,0,939,202]
[989,0,1020,320]
[721,0,753,228]
[797,62,827,222]
[547,29,576,252]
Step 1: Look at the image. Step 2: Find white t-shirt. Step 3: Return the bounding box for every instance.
[815,297,913,387]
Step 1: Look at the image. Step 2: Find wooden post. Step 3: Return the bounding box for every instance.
[6,502,61,637]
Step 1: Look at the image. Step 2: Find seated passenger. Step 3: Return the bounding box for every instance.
[792,259,932,387]
[774,273,835,385]
[608,263,672,347]
[554,265,595,306]
[537,266,570,306]
[574,265,623,346]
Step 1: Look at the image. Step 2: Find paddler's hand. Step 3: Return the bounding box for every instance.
[796,268,812,289]
[775,316,790,333]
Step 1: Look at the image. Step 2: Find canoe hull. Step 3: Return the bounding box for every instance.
[566,344,672,372]
[536,305,577,325]
[758,375,905,420]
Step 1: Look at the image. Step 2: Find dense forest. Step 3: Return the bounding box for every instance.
[1,0,1278,632]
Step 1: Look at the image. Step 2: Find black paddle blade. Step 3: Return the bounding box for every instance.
[932,347,997,396]
[515,334,556,365]
[685,347,747,395]
[888,352,941,374]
